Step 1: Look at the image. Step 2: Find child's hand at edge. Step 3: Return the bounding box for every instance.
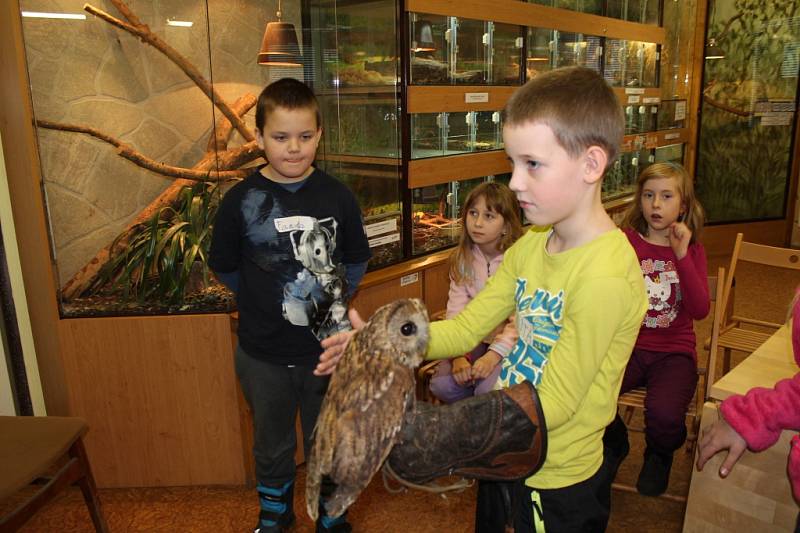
[451,357,473,386]
[668,221,691,260]
[695,415,748,477]
[315,308,365,376]
[471,350,502,380]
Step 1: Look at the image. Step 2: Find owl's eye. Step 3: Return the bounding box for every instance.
[400,321,417,336]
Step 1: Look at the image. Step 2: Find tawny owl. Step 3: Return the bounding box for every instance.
[305,298,430,521]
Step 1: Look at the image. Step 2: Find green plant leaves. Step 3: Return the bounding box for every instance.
[91,182,221,305]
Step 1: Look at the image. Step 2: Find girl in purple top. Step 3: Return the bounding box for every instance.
[604,162,710,497]
[429,181,523,403]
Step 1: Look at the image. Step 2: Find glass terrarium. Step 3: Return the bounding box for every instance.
[320,160,403,270]
[412,176,488,255]
[655,143,684,164]
[409,14,522,85]
[527,0,603,15]
[657,99,687,130]
[409,14,451,85]
[475,111,504,152]
[17,0,304,317]
[606,0,660,25]
[603,149,653,200]
[603,40,659,88]
[311,0,398,88]
[624,103,659,134]
[320,93,400,158]
[411,111,503,159]
[527,28,601,79]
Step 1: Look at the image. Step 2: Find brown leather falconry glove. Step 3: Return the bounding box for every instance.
[386,380,546,484]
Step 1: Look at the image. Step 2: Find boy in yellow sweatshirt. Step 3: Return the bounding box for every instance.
[318,67,647,531]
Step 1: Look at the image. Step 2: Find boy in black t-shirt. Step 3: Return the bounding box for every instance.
[209,78,370,533]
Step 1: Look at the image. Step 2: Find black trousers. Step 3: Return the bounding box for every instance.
[235,344,330,486]
[475,460,611,532]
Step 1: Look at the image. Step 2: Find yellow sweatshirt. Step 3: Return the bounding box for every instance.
[428,228,647,489]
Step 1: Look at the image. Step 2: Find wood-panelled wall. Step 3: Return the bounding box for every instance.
[58,314,246,487]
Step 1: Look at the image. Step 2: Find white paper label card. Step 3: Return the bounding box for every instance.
[674,101,687,121]
[643,97,661,104]
[761,112,793,126]
[274,216,315,233]
[368,232,401,248]
[625,88,646,95]
[365,218,398,238]
[465,92,489,103]
[664,132,681,140]
[627,95,641,104]
[400,272,419,286]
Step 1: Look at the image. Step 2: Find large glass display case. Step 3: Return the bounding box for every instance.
[604,39,659,88]
[409,14,523,85]
[657,99,687,130]
[309,0,403,267]
[319,92,400,158]
[412,175,510,255]
[411,111,503,159]
[624,103,659,134]
[14,0,694,317]
[321,159,403,268]
[527,29,602,74]
[314,0,398,87]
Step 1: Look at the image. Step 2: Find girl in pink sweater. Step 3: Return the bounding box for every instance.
[429,181,523,403]
[696,290,800,507]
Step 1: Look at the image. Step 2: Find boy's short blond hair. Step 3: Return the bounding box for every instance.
[502,67,623,170]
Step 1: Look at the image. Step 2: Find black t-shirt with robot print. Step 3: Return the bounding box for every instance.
[209,166,371,364]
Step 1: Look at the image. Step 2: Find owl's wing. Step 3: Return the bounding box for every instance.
[324,363,415,519]
[307,343,404,520]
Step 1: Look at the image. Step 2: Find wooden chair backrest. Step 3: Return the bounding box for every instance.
[705,267,726,400]
[721,233,800,325]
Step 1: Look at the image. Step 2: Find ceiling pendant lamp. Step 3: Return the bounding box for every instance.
[411,18,436,52]
[258,0,302,67]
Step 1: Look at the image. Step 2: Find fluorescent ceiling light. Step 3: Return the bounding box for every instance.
[21,11,87,20]
[167,19,193,27]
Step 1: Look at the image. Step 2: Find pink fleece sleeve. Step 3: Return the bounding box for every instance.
[720,293,800,450]
[720,374,800,451]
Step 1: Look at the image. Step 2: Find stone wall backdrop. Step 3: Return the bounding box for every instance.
[19,0,303,293]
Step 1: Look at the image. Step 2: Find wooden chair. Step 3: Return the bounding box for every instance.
[612,269,726,502]
[712,233,800,376]
[0,416,109,532]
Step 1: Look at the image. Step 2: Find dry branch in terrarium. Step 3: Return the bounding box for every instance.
[46,0,266,303]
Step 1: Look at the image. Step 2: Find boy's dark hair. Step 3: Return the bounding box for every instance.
[255,78,321,132]
[502,67,624,170]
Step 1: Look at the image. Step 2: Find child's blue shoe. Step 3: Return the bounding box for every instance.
[254,480,296,532]
[315,511,352,533]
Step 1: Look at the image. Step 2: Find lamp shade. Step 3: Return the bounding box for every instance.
[258,21,302,66]
[704,38,725,60]
[411,20,436,52]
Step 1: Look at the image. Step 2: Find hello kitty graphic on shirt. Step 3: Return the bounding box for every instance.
[640,258,680,328]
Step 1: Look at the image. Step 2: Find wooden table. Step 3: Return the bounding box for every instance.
[684,324,799,532]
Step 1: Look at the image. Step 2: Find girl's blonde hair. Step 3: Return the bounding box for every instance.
[622,161,705,243]
[450,181,524,284]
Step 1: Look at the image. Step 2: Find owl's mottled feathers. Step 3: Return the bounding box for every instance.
[305,298,430,520]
